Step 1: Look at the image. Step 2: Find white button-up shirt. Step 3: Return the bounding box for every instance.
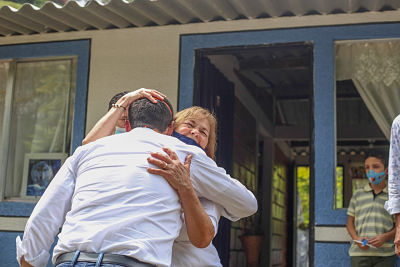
[385,115,400,215]
[16,127,257,267]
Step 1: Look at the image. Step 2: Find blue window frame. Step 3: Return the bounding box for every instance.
[0,39,90,216]
[179,23,400,226]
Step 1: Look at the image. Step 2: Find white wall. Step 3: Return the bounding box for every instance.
[0,10,399,133]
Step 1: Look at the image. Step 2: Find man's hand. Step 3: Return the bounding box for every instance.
[395,224,400,256]
[147,147,193,193]
[20,256,33,267]
[368,234,386,248]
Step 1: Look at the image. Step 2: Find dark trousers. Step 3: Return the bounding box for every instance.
[351,255,396,267]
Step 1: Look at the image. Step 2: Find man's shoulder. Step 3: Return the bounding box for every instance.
[392,115,400,129]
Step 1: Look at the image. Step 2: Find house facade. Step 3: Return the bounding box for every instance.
[1,1,400,266]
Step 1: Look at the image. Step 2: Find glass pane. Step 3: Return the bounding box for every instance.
[296,166,309,267]
[0,62,9,144]
[297,166,309,227]
[5,59,74,199]
[335,166,344,209]
[335,40,399,207]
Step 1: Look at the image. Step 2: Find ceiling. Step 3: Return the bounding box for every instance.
[205,42,387,148]
[0,0,399,37]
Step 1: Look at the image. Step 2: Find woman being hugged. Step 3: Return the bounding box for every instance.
[85,93,254,266]
[173,107,223,266]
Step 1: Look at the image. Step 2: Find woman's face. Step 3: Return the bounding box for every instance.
[175,117,211,149]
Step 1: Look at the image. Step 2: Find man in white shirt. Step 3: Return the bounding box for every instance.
[385,115,400,255]
[17,98,257,267]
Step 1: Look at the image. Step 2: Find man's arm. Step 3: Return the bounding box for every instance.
[395,214,400,255]
[386,116,400,215]
[385,116,400,255]
[82,89,165,145]
[149,147,257,221]
[147,148,215,248]
[16,155,77,266]
[190,152,258,221]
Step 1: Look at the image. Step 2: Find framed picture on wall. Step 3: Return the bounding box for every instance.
[20,153,68,199]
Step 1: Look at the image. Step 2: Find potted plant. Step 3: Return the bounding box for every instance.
[240,211,264,267]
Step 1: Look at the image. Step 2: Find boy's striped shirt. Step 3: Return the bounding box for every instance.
[348,184,395,256]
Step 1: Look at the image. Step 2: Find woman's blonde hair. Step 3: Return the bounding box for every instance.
[174,106,217,159]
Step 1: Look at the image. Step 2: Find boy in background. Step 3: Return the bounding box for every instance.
[346,152,396,267]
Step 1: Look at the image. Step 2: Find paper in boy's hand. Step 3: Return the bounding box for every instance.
[353,239,377,248]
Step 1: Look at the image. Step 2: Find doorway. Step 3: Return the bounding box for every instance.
[193,42,314,266]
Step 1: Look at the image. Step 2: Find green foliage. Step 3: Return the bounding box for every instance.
[297,166,310,228]
[33,0,49,7]
[2,0,53,8]
[12,60,73,154]
[0,1,23,8]
[296,165,345,228]
[335,166,344,209]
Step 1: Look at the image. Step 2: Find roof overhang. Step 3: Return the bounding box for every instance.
[0,0,399,37]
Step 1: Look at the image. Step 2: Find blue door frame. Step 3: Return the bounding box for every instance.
[179,23,400,266]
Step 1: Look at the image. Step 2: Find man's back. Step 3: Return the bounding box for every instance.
[17,127,257,267]
[53,128,183,266]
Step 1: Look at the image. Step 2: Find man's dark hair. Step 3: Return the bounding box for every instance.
[128,98,173,132]
[108,91,129,110]
[365,150,389,167]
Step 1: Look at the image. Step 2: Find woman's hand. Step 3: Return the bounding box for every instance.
[117,88,166,108]
[147,147,193,193]
[147,147,215,248]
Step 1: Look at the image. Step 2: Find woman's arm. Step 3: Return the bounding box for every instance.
[82,88,165,145]
[147,147,215,248]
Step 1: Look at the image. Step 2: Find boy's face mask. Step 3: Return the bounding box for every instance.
[366,170,386,185]
[114,126,126,135]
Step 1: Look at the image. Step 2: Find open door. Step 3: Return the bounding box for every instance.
[194,55,235,267]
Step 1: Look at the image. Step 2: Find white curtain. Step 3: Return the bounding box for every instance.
[0,62,9,145]
[336,41,400,140]
[8,60,72,198]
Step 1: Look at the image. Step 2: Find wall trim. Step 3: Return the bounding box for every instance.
[0,216,27,232]
[315,226,351,243]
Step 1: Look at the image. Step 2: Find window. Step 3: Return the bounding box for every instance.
[335,39,399,207]
[297,165,344,221]
[334,166,344,209]
[0,57,76,200]
[0,61,8,145]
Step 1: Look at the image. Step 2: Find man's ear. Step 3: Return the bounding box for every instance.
[163,121,174,136]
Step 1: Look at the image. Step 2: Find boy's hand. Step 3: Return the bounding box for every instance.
[356,237,369,250]
[368,234,386,248]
